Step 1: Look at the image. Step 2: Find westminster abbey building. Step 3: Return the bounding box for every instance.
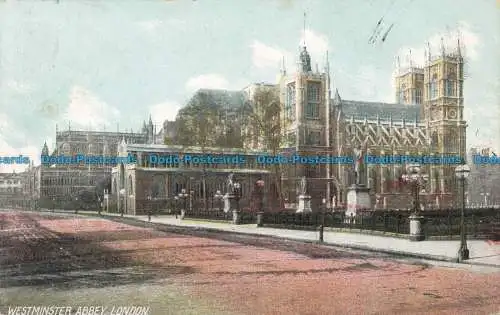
[278,40,467,210]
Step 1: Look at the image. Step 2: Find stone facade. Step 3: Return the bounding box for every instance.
[111,142,272,215]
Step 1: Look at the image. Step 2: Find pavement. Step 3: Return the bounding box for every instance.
[8,208,500,268]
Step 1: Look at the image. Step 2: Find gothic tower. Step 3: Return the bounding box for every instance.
[394,52,424,105]
[423,38,466,194]
[279,44,331,206]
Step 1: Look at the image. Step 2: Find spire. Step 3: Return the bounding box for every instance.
[427,42,431,61]
[148,115,153,126]
[303,12,306,47]
[396,55,401,75]
[457,37,462,57]
[42,141,49,156]
[324,50,330,73]
[280,56,286,75]
[440,37,445,57]
[333,88,341,105]
[408,49,413,68]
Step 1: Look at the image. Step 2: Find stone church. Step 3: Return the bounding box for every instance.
[279,40,467,209]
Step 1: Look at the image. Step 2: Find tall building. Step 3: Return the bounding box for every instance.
[278,38,466,209]
[39,122,156,206]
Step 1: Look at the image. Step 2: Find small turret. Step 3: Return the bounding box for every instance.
[41,141,49,156]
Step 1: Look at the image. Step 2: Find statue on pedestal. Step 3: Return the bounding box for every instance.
[226,173,234,195]
[299,176,307,196]
[352,140,368,185]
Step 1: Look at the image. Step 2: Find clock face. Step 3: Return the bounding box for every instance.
[448,109,457,119]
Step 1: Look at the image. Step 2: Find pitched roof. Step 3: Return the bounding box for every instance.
[337,99,421,122]
[193,89,246,110]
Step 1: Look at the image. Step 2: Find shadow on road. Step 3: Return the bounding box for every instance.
[0,212,196,290]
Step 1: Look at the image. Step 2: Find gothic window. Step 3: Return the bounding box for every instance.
[430,74,438,99]
[285,83,296,120]
[445,73,455,96]
[306,82,320,119]
[431,132,439,151]
[399,84,407,103]
[415,88,422,104]
[128,175,133,193]
[307,131,321,145]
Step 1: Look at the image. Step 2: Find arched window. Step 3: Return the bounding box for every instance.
[415,88,422,104]
[430,74,438,99]
[399,84,406,103]
[431,132,439,151]
[445,73,455,96]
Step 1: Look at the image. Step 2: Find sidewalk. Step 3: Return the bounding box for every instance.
[12,209,500,268]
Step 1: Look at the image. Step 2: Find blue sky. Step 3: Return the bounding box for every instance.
[0,0,498,172]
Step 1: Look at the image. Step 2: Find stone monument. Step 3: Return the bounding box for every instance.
[345,145,371,220]
[296,176,312,213]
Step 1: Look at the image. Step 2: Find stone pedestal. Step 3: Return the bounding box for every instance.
[296,195,312,213]
[180,209,186,220]
[256,211,264,227]
[345,184,371,221]
[409,215,425,241]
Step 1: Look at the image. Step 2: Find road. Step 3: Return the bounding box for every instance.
[0,211,499,315]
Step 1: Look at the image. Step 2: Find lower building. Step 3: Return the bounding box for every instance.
[111,142,272,215]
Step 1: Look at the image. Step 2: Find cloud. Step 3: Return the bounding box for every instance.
[4,79,32,94]
[185,74,229,91]
[149,101,182,125]
[63,86,120,129]
[396,21,481,67]
[250,40,290,69]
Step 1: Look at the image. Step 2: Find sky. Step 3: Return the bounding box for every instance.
[0,0,498,172]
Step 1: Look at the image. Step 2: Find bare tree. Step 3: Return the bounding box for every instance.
[242,87,283,209]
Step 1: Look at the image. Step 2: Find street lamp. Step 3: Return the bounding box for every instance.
[233,183,241,210]
[174,196,179,218]
[147,195,152,222]
[455,164,471,262]
[402,163,428,241]
[401,164,429,214]
[320,198,326,242]
[256,180,265,227]
[74,197,78,214]
[178,189,189,219]
[97,196,101,215]
[214,190,223,211]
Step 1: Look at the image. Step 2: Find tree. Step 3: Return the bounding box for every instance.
[241,86,283,209]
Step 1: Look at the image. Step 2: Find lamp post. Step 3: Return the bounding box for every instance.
[455,164,471,262]
[75,197,78,214]
[319,198,326,242]
[98,196,102,216]
[174,196,179,218]
[214,190,223,211]
[147,195,152,222]
[178,189,188,219]
[256,179,265,227]
[402,163,428,241]
[232,182,242,224]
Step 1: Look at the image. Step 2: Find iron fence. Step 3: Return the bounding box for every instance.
[261,211,409,234]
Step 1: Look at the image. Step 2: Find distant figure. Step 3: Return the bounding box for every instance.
[223,193,230,213]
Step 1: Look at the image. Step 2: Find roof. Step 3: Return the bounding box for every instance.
[192,89,246,110]
[337,99,421,122]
